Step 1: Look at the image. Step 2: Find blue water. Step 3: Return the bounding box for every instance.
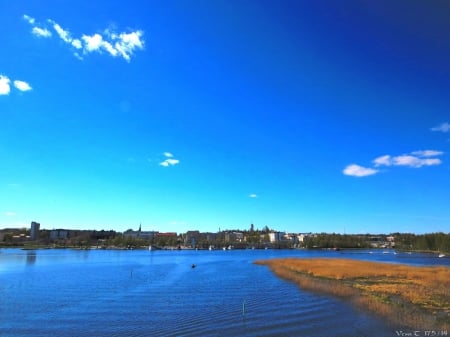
[0,248,448,337]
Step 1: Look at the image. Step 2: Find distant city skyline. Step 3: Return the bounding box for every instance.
[1,1,449,234]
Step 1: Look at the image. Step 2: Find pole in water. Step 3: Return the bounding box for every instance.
[130,269,133,279]
[242,300,246,317]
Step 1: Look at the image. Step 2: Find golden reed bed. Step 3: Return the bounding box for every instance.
[255,258,450,330]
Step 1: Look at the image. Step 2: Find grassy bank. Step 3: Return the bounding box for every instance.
[255,258,449,330]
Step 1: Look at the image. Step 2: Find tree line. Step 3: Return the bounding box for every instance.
[393,232,450,253]
[303,233,371,249]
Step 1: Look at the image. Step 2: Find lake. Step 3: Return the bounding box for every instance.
[1,248,448,337]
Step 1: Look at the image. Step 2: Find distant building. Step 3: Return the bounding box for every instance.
[224,231,244,243]
[268,232,285,243]
[123,225,157,241]
[92,230,116,240]
[205,232,217,242]
[13,233,29,241]
[284,233,299,243]
[50,229,69,240]
[184,231,200,247]
[30,221,40,241]
[296,233,310,243]
[156,232,177,239]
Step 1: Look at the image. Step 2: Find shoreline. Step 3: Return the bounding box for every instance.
[255,258,449,330]
[0,246,448,256]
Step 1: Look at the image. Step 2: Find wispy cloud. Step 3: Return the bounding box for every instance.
[0,75,32,95]
[5,212,16,217]
[373,150,443,168]
[159,152,180,167]
[23,14,35,25]
[392,155,441,168]
[32,26,52,38]
[345,149,443,177]
[372,155,391,167]
[431,122,450,133]
[50,21,72,43]
[411,150,443,157]
[23,14,144,62]
[343,164,378,177]
[249,194,258,198]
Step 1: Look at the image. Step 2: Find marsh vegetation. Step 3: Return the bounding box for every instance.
[255,258,450,330]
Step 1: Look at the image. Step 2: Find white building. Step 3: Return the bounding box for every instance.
[268,232,286,243]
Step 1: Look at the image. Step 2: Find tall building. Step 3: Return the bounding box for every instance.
[30,221,40,241]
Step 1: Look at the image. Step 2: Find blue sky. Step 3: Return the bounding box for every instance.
[1,0,449,234]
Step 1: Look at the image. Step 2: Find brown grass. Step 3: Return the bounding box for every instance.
[255,258,450,330]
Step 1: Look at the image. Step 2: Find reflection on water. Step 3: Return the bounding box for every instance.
[25,250,36,265]
[0,248,448,337]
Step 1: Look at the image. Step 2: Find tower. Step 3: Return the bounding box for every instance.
[30,221,40,241]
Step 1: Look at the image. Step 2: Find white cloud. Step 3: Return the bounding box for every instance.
[431,122,450,133]
[159,161,169,167]
[5,212,16,217]
[166,159,180,165]
[82,30,144,61]
[373,155,391,167]
[392,155,441,168]
[113,31,144,62]
[0,75,11,95]
[23,15,144,62]
[249,194,258,198]
[343,164,378,177]
[159,159,180,166]
[1,75,32,95]
[23,14,35,24]
[23,15,51,37]
[159,153,180,167]
[51,22,72,43]
[373,150,442,169]
[71,39,82,49]
[82,33,103,52]
[13,80,32,92]
[411,150,443,157]
[102,40,118,57]
[350,149,443,176]
[32,26,52,38]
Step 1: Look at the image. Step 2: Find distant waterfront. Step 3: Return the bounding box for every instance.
[2,224,449,253]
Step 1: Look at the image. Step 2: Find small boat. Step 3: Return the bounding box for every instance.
[438,253,445,258]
